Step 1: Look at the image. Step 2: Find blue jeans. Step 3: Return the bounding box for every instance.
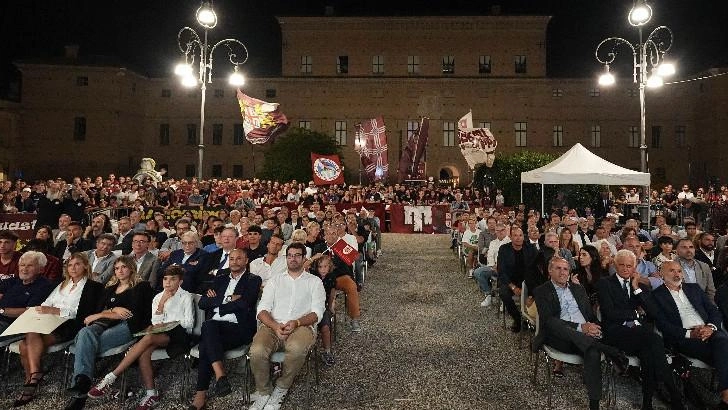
[73,321,132,379]
[473,266,495,293]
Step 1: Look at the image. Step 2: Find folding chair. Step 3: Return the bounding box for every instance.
[519,281,536,355]
[5,339,74,399]
[1,335,30,397]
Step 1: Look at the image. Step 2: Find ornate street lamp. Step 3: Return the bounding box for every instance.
[595,0,674,173]
[175,1,248,180]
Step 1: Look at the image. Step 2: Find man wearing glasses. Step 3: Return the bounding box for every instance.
[249,242,325,410]
[131,231,161,288]
[156,231,209,293]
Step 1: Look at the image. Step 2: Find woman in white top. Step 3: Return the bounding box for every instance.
[461,217,481,277]
[14,253,103,407]
[86,265,195,408]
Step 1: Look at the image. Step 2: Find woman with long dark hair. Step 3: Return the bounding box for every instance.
[572,245,608,307]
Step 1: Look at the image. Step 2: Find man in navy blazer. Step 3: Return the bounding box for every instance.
[190,248,261,410]
[156,231,209,293]
[650,260,728,408]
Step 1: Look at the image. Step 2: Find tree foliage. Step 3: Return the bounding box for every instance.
[474,151,603,213]
[258,128,342,182]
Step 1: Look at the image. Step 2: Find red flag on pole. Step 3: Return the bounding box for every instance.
[237,90,289,144]
[330,238,360,266]
[355,117,389,181]
[311,153,345,186]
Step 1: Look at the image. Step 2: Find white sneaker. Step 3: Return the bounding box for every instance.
[480,295,492,307]
[262,387,288,410]
[499,303,504,312]
[249,393,270,410]
[245,390,262,403]
[467,269,474,278]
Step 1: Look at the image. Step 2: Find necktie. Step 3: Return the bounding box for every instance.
[623,279,631,298]
[219,252,228,269]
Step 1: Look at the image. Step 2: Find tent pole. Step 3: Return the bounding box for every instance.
[520,182,523,204]
[541,184,545,216]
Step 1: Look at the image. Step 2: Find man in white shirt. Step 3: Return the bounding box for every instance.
[472,223,510,307]
[250,235,287,286]
[248,242,325,410]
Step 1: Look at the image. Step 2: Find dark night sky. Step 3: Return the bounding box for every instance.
[1,0,727,98]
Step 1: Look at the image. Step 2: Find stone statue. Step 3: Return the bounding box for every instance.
[132,158,166,187]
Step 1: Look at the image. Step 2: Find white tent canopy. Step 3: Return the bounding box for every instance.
[521,143,650,186]
[520,143,650,214]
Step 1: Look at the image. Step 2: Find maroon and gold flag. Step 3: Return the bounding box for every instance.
[355,117,389,181]
[398,117,429,181]
[311,153,345,186]
[237,90,289,144]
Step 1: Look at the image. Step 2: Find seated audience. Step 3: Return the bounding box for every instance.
[0,251,55,338]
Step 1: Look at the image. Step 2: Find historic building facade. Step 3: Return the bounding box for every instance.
[5,16,728,186]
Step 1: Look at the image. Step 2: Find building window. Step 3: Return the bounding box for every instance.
[442,56,455,74]
[515,122,527,147]
[337,56,348,74]
[553,125,563,147]
[407,55,420,74]
[300,55,312,73]
[407,120,419,139]
[552,88,564,97]
[299,120,311,130]
[478,55,491,74]
[212,124,223,145]
[591,125,601,148]
[514,55,527,74]
[185,164,196,178]
[335,121,347,145]
[589,88,601,97]
[73,117,86,141]
[629,126,640,148]
[159,124,170,146]
[214,89,224,98]
[161,89,171,98]
[233,165,244,178]
[233,124,244,145]
[443,121,456,147]
[186,124,197,145]
[76,76,88,86]
[479,122,491,130]
[372,55,384,74]
[675,125,686,147]
[627,88,638,97]
[651,125,661,148]
[211,164,222,178]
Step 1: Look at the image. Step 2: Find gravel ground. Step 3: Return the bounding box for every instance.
[2,233,719,409]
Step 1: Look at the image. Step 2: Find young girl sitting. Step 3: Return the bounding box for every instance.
[86,265,195,409]
[312,254,338,366]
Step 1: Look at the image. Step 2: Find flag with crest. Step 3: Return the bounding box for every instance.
[237,90,289,144]
[355,117,389,181]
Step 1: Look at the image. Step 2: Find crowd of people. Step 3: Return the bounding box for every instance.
[0,187,381,409]
[452,199,728,409]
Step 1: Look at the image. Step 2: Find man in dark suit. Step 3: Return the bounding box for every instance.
[596,250,684,410]
[650,261,728,408]
[594,191,613,220]
[53,221,93,263]
[156,231,209,293]
[190,248,261,410]
[533,256,627,410]
[694,232,723,287]
[497,226,538,332]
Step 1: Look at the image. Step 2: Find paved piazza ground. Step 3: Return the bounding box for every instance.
[3,234,719,409]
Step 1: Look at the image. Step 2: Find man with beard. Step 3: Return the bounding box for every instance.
[35,182,64,229]
[694,232,722,286]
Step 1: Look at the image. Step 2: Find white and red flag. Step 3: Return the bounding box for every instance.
[237,90,289,144]
[310,153,345,186]
[355,117,389,181]
[330,238,360,266]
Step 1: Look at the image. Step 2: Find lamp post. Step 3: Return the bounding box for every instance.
[175,1,248,180]
[594,0,674,173]
[355,133,364,185]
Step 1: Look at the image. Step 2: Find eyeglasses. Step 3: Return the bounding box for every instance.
[286,253,304,258]
[181,241,196,245]
[132,240,149,244]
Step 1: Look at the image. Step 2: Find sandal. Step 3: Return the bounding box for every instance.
[12,372,44,407]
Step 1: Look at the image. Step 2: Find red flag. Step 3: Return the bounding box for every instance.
[237,90,289,144]
[330,238,360,266]
[355,117,389,181]
[311,153,345,186]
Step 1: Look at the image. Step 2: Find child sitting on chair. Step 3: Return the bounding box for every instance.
[87,265,195,409]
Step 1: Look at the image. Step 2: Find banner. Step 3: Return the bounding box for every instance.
[330,238,360,266]
[0,213,37,241]
[310,153,345,186]
[236,90,289,144]
[398,117,429,181]
[458,128,498,169]
[355,117,389,181]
